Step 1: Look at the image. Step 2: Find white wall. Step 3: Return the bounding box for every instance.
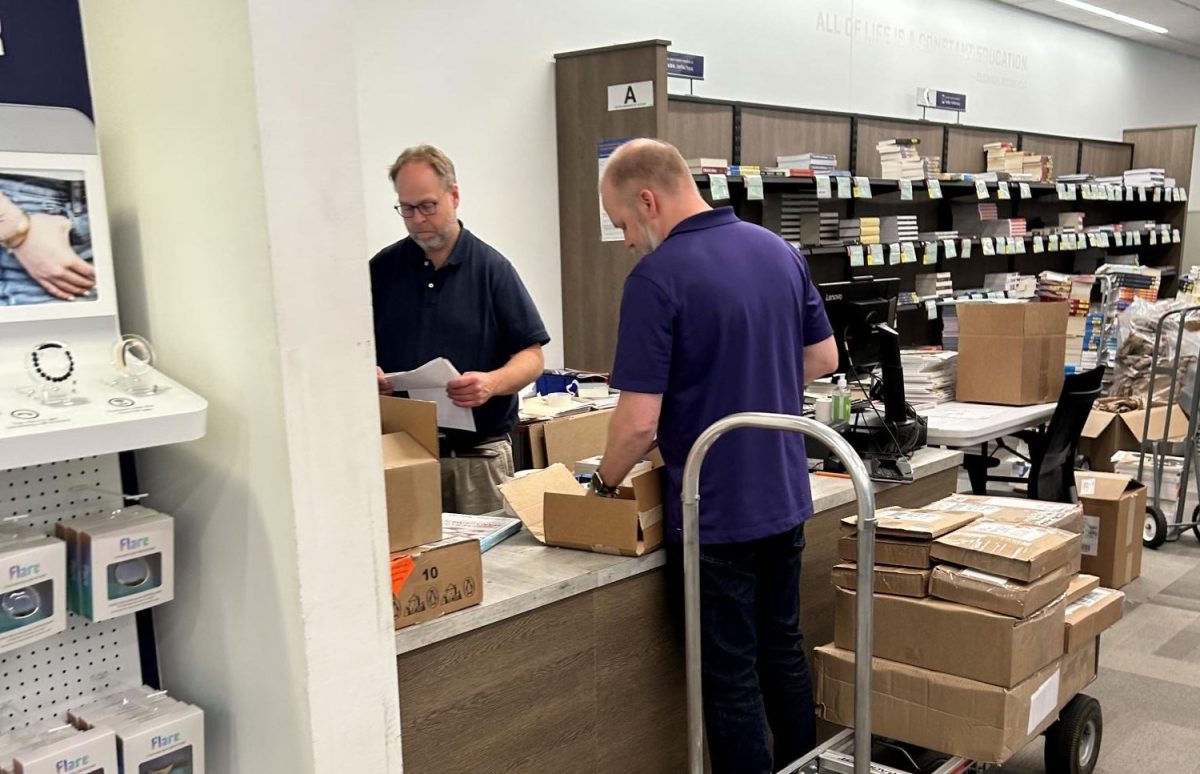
[354,0,1200,369]
[81,1,402,772]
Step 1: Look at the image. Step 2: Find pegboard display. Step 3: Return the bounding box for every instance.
[0,455,144,733]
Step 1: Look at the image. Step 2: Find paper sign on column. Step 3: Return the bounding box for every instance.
[597,139,628,241]
[961,239,972,259]
[386,358,477,432]
[709,173,730,201]
[868,244,885,266]
[1019,182,1032,199]
[745,174,764,201]
[900,179,913,201]
[982,237,995,256]
[837,177,852,199]
[997,181,1011,200]
[902,242,918,264]
[848,245,865,267]
[853,176,872,198]
[923,242,937,265]
[888,242,902,265]
[943,239,957,259]
[816,175,832,199]
[927,179,943,199]
[1033,236,1044,253]
[975,179,989,199]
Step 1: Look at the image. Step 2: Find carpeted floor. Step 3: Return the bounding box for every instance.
[995,534,1200,773]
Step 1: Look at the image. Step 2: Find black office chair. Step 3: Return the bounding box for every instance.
[1025,365,1107,503]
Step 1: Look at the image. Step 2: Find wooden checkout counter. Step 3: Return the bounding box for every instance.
[393,440,963,773]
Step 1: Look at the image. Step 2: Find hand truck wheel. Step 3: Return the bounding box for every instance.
[1192,504,1200,543]
[1144,506,1168,549]
[1043,694,1102,774]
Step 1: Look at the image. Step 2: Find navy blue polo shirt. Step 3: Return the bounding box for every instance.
[370,225,549,446]
[611,207,834,544]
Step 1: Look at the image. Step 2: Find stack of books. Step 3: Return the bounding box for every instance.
[1096,176,1123,186]
[727,164,762,177]
[1036,271,1074,302]
[941,304,961,351]
[877,139,931,180]
[1124,168,1166,188]
[839,219,862,243]
[900,349,958,409]
[1022,154,1054,182]
[820,212,841,245]
[985,142,1016,172]
[1098,265,1161,311]
[1121,219,1157,233]
[685,157,729,174]
[919,229,960,242]
[1057,173,1093,184]
[952,203,997,236]
[840,217,882,245]
[778,153,837,174]
[981,218,1027,238]
[978,202,999,220]
[984,273,1036,298]
[779,191,820,244]
[916,272,954,299]
[881,215,920,243]
[1059,212,1086,232]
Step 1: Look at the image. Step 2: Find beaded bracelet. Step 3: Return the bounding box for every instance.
[27,342,75,384]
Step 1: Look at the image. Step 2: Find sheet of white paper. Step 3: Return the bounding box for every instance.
[386,358,477,432]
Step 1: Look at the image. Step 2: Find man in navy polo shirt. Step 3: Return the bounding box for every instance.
[371,145,549,515]
[595,139,838,773]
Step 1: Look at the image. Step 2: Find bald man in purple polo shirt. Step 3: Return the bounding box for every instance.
[593,139,838,774]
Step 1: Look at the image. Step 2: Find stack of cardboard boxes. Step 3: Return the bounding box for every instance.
[817,495,1125,763]
[380,397,483,630]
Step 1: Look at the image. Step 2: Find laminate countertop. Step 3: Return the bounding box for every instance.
[394,446,964,655]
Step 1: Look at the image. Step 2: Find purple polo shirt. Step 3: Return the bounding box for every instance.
[611,207,834,544]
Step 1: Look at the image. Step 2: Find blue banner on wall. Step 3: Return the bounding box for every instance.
[0,0,93,119]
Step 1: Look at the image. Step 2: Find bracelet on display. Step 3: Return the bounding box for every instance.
[26,341,75,385]
[112,334,155,376]
[0,211,31,251]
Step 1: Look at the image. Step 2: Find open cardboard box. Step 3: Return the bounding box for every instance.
[380,396,442,552]
[498,463,665,556]
[1079,403,1189,472]
[526,409,614,468]
[1075,471,1147,588]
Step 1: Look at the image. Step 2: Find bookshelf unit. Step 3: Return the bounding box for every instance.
[555,39,1194,372]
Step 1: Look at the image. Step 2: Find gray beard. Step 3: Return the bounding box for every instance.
[413,232,447,252]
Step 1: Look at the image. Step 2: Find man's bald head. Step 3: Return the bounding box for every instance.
[602,138,695,202]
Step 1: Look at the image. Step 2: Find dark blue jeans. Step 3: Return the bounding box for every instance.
[667,523,816,774]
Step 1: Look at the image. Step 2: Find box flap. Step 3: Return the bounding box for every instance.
[1119,403,1189,442]
[629,468,665,511]
[842,506,978,539]
[496,464,581,542]
[957,301,1068,336]
[543,410,612,466]
[1080,410,1117,440]
[1074,471,1140,501]
[544,492,642,555]
[379,397,439,457]
[381,431,436,468]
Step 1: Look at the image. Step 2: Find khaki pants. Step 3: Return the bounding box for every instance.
[440,439,514,515]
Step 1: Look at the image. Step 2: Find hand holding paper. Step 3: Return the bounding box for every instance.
[447,372,496,408]
[386,357,477,432]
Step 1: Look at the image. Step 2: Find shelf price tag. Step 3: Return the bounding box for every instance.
[745,174,764,201]
[888,242,902,265]
[1019,182,1032,199]
[1099,232,1110,249]
[1153,187,1162,202]
[1056,183,1067,200]
[1174,228,1182,243]
[899,178,913,201]
[1114,232,1124,247]
[925,299,938,320]
[1126,187,1134,202]
[816,175,832,199]
[1150,229,1158,245]
[975,179,990,199]
[1132,231,1142,246]
[902,242,918,264]
[961,239,972,259]
[1166,187,1174,202]
[981,237,995,256]
[868,243,885,265]
[1033,236,1045,253]
[1138,186,1147,202]
[708,174,730,201]
[1015,237,1026,254]
[927,179,943,199]
[848,244,865,267]
[923,242,937,265]
[837,176,852,199]
[853,176,872,198]
[943,239,957,259]
[997,181,1011,200]
[1049,234,1059,251]
[1081,185,1092,201]
[1067,184,1077,200]
[1179,188,1188,202]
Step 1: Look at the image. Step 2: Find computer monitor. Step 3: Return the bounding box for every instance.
[817,276,906,423]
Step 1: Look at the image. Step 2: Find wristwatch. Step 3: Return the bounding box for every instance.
[589,471,620,498]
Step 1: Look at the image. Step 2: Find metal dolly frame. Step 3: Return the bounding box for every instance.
[1136,305,1200,548]
[682,413,1104,774]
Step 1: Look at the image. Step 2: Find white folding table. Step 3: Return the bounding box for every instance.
[922,401,1057,493]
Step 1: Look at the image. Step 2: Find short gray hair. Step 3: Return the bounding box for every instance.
[388,144,457,187]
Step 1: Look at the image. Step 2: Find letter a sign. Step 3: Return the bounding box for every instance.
[607,80,654,111]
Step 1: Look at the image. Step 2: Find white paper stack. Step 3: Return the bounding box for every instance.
[1123,168,1166,187]
[778,153,837,173]
[901,349,958,408]
[916,271,954,299]
[880,215,920,243]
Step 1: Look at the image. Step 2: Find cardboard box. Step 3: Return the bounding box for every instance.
[956,301,1068,406]
[931,520,1081,582]
[1079,403,1189,472]
[831,563,930,598]
[498,463,664,556]
[841,507,979,540]
[527,409,613,468]
[838,535,932,569]
[1075,472,1147,589]
[834,588,1065,687]
[925,494,1083,533]
[380,397,442,552]
[1066,574,1100,604]
[391,537,482,630]
[814,638,1097,764]
[930,563,1070,619]
[1064,587,1125,653]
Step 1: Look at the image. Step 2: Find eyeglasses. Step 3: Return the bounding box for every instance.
[394,200,439,218]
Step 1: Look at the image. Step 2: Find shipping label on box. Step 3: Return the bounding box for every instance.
[925,495,1083,533]
[931,520,1081,582]
[1064,587,1124,653]
[1066,574,1100,604]
[930,562,1070,619]
[391,538,482,630]
[1075,471,1146,588]
[841,507,979,540]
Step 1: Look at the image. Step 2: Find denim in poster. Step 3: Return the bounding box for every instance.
[0,174,94,306]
